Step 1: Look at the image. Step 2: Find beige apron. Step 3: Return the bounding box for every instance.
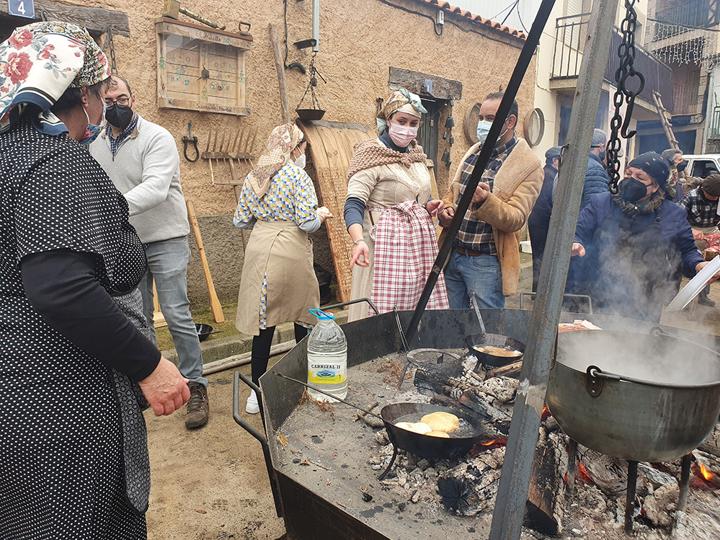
[235,221,319,336]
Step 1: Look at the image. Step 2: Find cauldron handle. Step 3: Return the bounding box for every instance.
[651,326,720,358]
[586,365,662,388]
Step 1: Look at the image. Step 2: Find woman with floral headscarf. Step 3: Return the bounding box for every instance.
[343,88,449,321]
[0,22,188,538]
[234,123,331,413]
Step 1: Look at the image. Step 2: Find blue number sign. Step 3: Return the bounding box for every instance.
[8,0,35,19]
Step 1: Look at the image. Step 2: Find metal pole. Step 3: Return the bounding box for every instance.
[405,0,557,345]
[489,1,619,538]
[312,0,320,52]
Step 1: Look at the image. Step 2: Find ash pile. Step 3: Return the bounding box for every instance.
[361,351,720,538]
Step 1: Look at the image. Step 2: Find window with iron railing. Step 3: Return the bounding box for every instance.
[551,13,674,110]
[652,0,720,38]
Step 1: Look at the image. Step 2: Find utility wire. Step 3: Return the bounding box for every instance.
[502,2,521,25]
[491,0,519,22]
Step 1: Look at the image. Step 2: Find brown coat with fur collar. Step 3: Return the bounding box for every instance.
[440,138,543,296]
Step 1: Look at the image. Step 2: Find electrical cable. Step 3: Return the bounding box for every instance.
[515,2,530,33]
[491,0,518,23]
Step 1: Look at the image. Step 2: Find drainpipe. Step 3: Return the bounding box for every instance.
[703,68,715,154]
[312,0,320,52]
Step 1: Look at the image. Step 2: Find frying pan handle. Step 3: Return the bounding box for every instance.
[321,297,380,316]
[232,371,268,446]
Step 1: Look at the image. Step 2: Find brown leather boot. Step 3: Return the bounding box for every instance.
[185,382,209,429]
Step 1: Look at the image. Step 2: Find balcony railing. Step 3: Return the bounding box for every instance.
[551,13,674,111]
[652,0,720,39]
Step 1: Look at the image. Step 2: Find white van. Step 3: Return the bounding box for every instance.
[684,154,720,179]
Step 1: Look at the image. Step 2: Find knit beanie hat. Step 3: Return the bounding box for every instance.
[628,152,670,191]
[702,174,720,197]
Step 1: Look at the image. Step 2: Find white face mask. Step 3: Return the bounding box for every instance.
[294,154,307,169]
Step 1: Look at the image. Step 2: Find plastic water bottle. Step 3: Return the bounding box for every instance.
[307,308,347,402]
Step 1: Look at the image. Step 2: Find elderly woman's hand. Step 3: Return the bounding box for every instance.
[351,240,370,267]
[138,357,190,416]
[317,207,333,222]
[425,199,444,216]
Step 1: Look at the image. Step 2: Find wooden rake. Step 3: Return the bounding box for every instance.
[202,126,258,185]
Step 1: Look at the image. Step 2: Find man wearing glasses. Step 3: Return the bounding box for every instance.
[90,75,210,430]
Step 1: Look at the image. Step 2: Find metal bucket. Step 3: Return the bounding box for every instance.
[547,330,720,462]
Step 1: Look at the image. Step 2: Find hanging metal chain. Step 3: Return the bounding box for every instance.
[606,0,645,193]
[104,27,119,75]
[296,52,326,110]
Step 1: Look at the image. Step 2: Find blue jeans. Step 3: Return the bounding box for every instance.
[140,236,207,387]
[444,251,505,310]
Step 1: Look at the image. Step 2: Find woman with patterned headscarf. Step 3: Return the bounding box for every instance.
[234,123,331,413]
[343,88,449,321]
[0,22,188,538]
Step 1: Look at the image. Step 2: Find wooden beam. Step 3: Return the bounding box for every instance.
[0,0,130,36]
[389,67,462,101]
[269,23,290,124]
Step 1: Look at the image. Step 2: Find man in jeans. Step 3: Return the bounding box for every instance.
[439,92,543,308]
[90,76,209,429]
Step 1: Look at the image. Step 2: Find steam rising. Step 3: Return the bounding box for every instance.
[557,330,720,387]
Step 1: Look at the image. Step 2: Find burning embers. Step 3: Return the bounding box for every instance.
[367,349,720,537]
[691,450,720,490]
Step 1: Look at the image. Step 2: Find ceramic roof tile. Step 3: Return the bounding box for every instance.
[412,0,527,40]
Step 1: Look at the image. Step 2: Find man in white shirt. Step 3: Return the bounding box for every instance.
[91,76,209,430]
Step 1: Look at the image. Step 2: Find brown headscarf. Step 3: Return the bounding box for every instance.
[376,88,427,134]
[245,123,304,198]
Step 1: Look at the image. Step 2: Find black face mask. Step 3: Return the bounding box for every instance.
[106,104,134,130]
[677,161,688,173]
[619,177,649,203]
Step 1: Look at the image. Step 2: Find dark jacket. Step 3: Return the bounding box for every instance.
[528,163,557,290]
[574,193,704,322]
[581,153,610,209]
[565,153,610,295]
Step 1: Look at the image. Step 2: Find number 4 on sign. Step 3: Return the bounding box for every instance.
[8,0,36,19]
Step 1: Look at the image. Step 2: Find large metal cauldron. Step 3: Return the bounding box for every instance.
[547,330,720,462]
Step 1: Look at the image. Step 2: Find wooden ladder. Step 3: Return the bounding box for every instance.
[652,90,680,152]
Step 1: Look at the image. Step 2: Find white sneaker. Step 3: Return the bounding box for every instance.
[245,389,260,414]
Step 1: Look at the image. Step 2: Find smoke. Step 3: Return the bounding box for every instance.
[557,328,720,387]
[579,223,683,323]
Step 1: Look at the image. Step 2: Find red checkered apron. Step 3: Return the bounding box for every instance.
[370,200,449,316]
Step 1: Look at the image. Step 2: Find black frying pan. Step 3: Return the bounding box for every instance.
[467,295,525,368]
[381,402,488,460]
[465,333,525,368]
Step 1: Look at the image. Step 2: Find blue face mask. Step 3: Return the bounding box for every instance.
[476,120,492,141]
[79,102,105,146]
[477,118,511,143]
